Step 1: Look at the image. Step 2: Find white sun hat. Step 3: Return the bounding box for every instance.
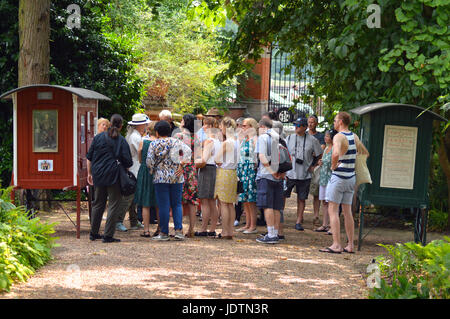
[128,113,151,125]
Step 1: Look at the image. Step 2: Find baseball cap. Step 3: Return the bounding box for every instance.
[293,117,308,127]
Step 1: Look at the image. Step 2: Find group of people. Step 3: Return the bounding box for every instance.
[86,108,368,254]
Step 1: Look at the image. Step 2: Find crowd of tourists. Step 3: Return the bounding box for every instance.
[86,108,368,254]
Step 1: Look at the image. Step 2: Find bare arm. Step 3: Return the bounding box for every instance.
[331,134,345,171]
[200,139,213,164]
[354,134,369,157]
[215,140,233,165]
[137,140,144,164]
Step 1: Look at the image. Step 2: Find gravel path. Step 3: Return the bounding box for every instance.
[1,197,444,299]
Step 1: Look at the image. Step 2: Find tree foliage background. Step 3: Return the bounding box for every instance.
[0,0,146,186]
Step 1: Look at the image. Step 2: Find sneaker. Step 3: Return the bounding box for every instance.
[295,223,304,231]
[116,222,128,232]
[234,220,239,227]
[102,236,121,243]
[174,231,185,240]
[129,221,144,230]
[243,229,258,234]
[258,232,284,240]
[256,234,279,244]
[152,234,170,241]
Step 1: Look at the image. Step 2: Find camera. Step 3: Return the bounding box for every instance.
[296,158,304,165]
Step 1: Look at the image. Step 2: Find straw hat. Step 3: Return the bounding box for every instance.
[206,108,222,117]
[128,113,151,125]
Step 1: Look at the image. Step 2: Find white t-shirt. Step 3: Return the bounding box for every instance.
[256,129,281,182]
[126,129,142,178]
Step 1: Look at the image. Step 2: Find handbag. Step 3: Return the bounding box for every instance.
[355,153,372,186]
[237,180,244,194]
[109,135,137,196]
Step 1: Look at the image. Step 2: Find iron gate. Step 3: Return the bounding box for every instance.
[268,46,324,123]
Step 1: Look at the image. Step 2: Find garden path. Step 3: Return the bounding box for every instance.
[1,197,444,299]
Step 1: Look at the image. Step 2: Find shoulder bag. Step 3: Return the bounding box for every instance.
[107,134,137,196]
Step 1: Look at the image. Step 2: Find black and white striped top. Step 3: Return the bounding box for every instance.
[332,132,356,179]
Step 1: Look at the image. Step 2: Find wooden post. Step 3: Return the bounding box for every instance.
[76,176,81,239]
[10,173,15,205]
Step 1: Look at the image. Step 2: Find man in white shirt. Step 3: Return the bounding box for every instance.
[255,118,285,244]
[284,117,323,231]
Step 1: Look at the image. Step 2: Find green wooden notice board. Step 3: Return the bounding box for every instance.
[350,103,447,250]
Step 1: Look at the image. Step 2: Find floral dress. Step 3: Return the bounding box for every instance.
[175,132,200,207]
[237,137,257,203]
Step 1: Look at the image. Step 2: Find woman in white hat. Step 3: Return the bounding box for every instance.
[116,113,151,232]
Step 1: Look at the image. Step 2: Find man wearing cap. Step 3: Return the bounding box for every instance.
[284,117,323,231]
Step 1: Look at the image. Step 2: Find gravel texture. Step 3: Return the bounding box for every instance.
[0,196,444,299]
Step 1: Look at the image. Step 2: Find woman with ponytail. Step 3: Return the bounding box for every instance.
[87,114,133,243]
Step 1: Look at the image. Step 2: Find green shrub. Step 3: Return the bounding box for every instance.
[0,187,58,292]
[428,209,448,232]
[369,237,450,299]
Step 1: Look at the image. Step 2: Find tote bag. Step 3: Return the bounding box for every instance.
[355,153,372,186]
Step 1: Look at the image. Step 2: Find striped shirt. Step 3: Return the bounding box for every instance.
[333,132,356,179]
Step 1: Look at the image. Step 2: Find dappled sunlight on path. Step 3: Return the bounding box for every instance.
[2,196,445,299]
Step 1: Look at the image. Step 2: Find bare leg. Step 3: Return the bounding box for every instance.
[274,210,280,232]
[265,208,274,228]
[142,206,150,233]
[200,199,211,232]
[313,195,320,219]
[327,201,343,251]
[208,199,219,232]
[316,201,330,231]
[183,203,196,236]
[242,202,251,230]
[221,202,235,237]
[342,203,354,252]
[248,202,257,230]
[296,200,306,224]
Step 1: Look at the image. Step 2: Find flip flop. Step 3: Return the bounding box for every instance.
[319,247,342,254]
[314,227,328,232]
[343,248,355,254]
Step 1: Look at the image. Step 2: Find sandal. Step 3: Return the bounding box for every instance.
[213,233,223,239]
[207,231,217,237]
[319,247,342,254]
[140,231,151,238]
[314,226,330,232]
[152,229,160,237]
[194,231,208,237]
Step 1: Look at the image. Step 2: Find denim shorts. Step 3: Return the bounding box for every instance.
[256,178,284,211]
[325,174,356,205]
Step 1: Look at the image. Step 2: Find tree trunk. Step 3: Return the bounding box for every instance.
[18,0,51,211]
[18,0,50,86]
